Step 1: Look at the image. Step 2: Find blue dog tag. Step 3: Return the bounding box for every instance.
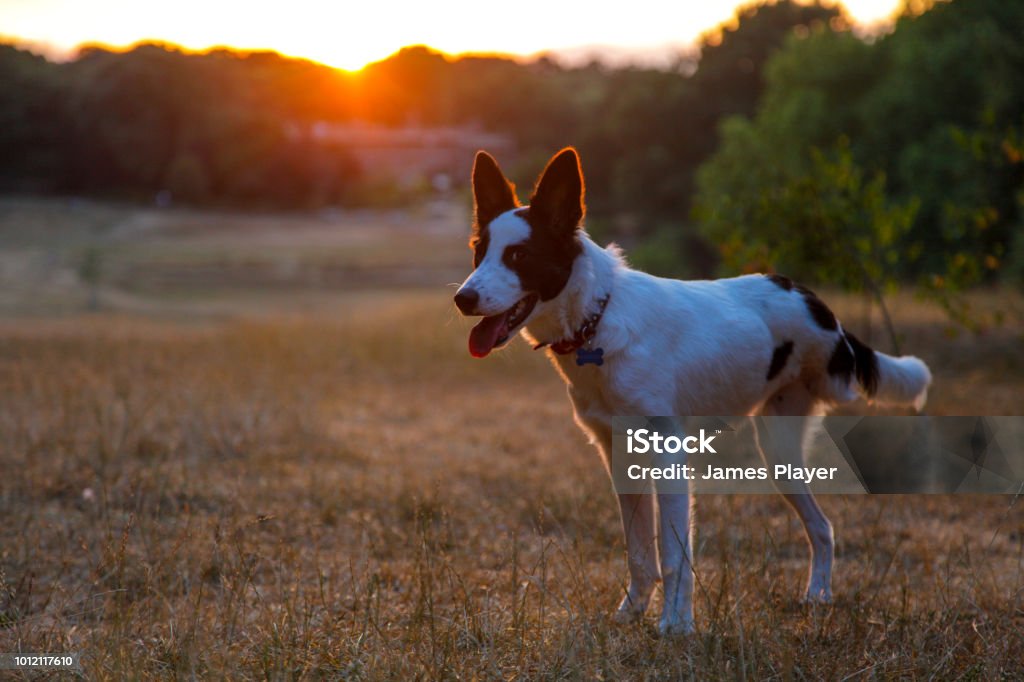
[576,347,604,366]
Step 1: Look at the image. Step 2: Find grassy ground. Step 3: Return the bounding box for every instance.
[0,199,1022,679]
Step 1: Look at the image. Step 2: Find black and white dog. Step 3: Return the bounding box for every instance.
[453,148,931,635]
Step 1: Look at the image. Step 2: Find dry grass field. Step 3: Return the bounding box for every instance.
[0,198,1022,679]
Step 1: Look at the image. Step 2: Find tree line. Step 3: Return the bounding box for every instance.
[1,0,1021,294]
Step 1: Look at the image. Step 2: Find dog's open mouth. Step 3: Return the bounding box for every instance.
[468,294,539,358]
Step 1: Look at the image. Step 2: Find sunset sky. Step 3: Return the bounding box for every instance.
[1,0,904,71]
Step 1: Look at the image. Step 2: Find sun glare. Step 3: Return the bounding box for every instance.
[1,0,905,71]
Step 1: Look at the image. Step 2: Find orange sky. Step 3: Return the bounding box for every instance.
[0,0,904,71]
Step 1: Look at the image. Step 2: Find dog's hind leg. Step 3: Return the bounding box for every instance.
[612,493,659,623]
[754,383,834,603]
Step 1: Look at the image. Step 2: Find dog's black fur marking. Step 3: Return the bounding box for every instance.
[471,151,518,238]
[845,331,879,396]
[471,229,490,268]
[827,337,854,384]
[799,287,838,331]
[827,333,879,396]
[514,148,585,301]
[765,273,794,291]
[530,148,585,239]
[766,341,794,381]
[505,207,582,301]
[765,274,838,331]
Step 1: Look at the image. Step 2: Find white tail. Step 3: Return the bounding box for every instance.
[872,352,932,411]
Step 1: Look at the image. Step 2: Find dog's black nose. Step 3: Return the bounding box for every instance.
[454,288,479,315]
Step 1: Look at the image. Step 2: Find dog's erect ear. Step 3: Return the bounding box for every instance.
[472,151,518,233]
[530,147,585,236]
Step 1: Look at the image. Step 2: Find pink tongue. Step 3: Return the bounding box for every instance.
[468,311,511,358]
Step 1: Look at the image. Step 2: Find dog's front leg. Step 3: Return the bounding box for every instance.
[584,416,660,625]
[655,486,695,636]
[642,418,695,635]
[612,492,659,623]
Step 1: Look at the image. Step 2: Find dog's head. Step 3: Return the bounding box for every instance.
[454,148,585,357]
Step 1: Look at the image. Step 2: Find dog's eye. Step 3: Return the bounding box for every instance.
[506,246,525,263]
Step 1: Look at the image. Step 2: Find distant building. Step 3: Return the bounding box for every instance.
[292,121,516,189]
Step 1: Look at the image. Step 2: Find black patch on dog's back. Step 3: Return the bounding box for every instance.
[504,207,582,301]
[764,274,838,331]
[765,273,794,291]
[799,287,838,331]
[766,341,794,381]
[827,333,879,396]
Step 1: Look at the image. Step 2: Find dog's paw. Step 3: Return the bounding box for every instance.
[657,615,695,637]
[612,608,643,625]
[613,597,648,624]
[802,587,833,605]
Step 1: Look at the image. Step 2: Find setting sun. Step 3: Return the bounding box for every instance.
[2,0,903,70]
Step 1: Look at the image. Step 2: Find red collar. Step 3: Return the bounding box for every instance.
[534,294,611,355]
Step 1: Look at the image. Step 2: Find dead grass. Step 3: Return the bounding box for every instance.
[0,198,1022,678]
[0,286,1022,680]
